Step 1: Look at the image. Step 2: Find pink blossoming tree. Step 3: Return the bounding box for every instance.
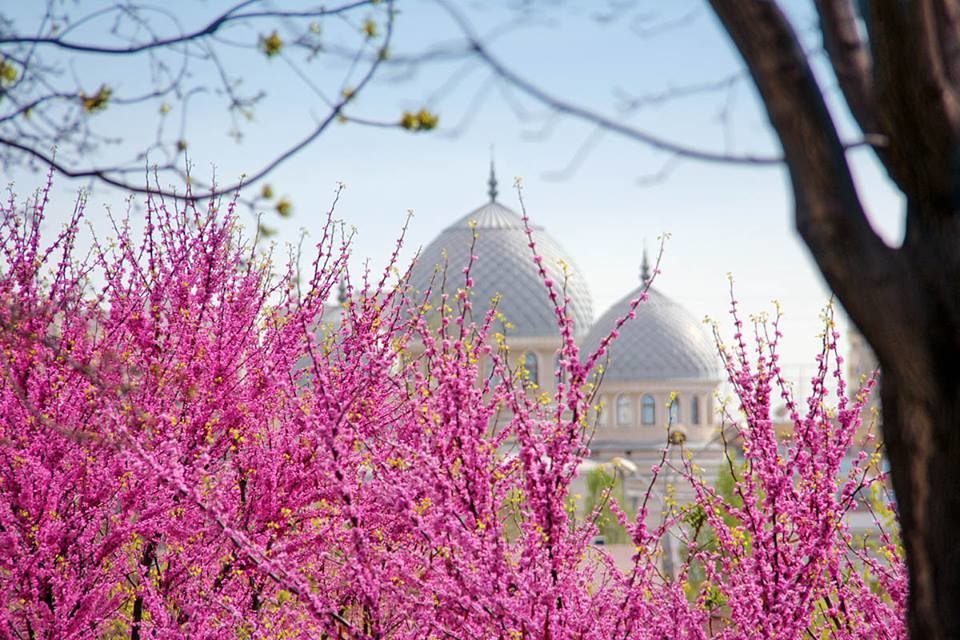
[0,179,905,638]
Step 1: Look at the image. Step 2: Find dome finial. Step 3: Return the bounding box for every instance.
[640,242,651,283]
[487,147,498,202]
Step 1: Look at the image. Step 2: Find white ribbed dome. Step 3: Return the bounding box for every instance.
[408,199,593,338]
[584,287,721,381]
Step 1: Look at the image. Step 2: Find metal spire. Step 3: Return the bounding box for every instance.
[640,243,651,283]
[337,276,347,304]
[487,150,498,202]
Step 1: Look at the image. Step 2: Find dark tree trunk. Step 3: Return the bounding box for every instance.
[882,366,960,638]
[882,196,960,637]
[707,1,960,637]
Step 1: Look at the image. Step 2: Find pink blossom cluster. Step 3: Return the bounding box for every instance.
[0,180,905,639]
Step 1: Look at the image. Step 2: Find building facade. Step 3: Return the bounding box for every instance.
[405,167,725,516]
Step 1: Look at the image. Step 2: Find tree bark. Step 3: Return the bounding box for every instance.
[882,357,960,639]
[708,1,960,637]
[814,0,879,137]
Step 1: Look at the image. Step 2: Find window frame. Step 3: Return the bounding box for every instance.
[523,351,539,386]
[668,395,681,425]
[641,394,656,425]
[616,394,633,426]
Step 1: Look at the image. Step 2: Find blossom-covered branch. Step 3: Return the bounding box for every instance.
[0,179,904,638]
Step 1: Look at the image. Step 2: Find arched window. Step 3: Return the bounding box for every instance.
[641,394,656,425]
[690,396,701,425]
[598,398,609,426]
[668,396,681,424]
[523,351,539,386]
[616,394,633,426]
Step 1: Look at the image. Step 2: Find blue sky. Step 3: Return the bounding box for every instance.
[5,0,903,377]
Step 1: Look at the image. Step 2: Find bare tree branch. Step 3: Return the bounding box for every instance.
[433,1,779,166]
[435,0,881,168]
[630,7,702,39]
[0,1,375,55]
[613,73,744,112]
[0,0,400,204]
[931,0,960,88]
[866,0,960,208]
[813,0,878,136]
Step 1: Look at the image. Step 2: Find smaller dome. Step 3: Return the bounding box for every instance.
[584,287,721,382]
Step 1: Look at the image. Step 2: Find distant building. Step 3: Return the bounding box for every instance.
[316,164,890,571]
[405,165,725,524]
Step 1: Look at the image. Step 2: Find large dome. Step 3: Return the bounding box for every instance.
[583,286,721,382]
[408,198,593,338]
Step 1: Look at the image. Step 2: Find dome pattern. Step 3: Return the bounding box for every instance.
[583,287,721,382]
[407,200,593,338]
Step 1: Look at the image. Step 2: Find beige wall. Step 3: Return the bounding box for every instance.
[589,380,719,447]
